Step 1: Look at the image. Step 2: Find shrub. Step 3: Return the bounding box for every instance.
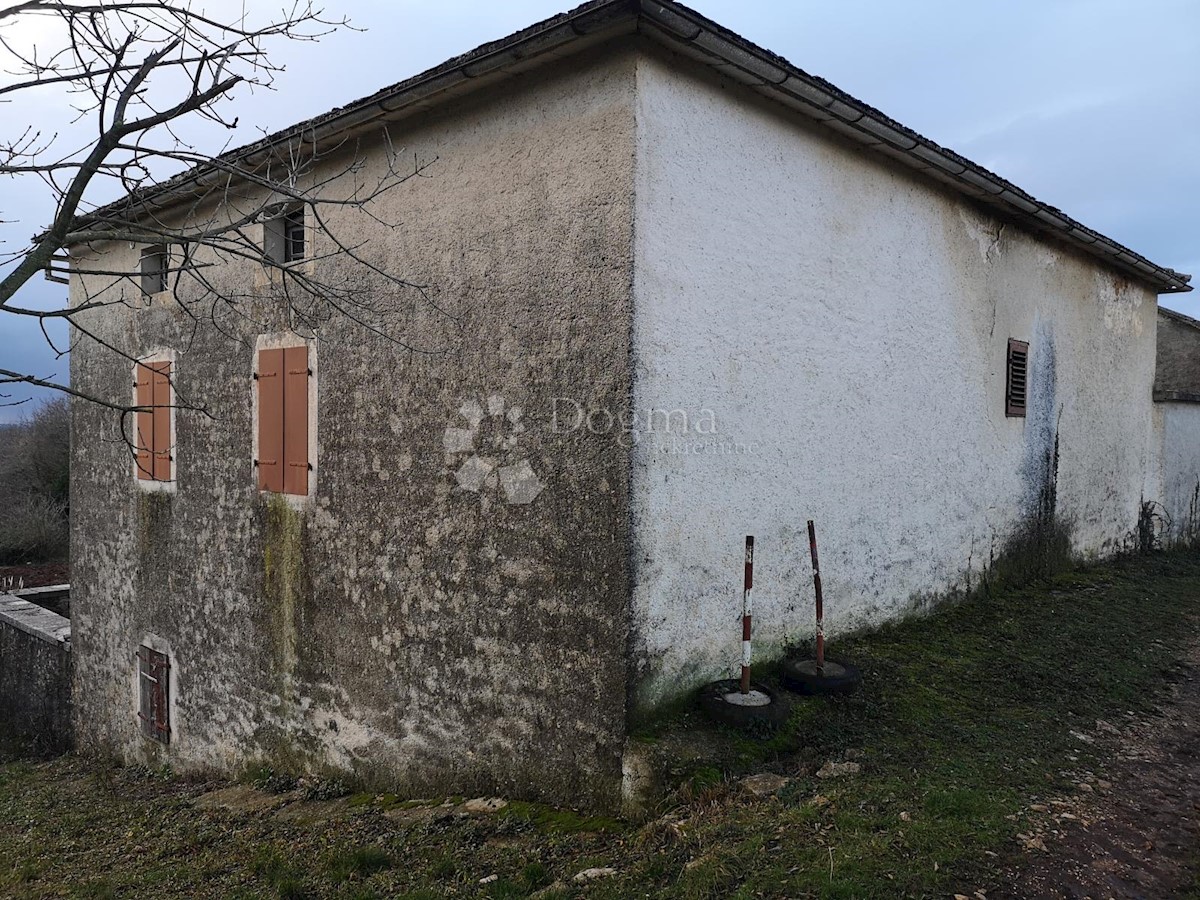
[0,399,69,564]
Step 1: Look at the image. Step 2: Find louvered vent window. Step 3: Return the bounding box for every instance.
[137,646,170,744]
[1006,339,1029,417]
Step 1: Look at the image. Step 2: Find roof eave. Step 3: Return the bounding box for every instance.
[73,0,1192,296]
[633,1,1190,295]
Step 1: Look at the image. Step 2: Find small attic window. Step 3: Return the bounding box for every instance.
[140,245,168,296]
[1006,339,1029,417]
[265,205,306,265]
[284,208,306,262]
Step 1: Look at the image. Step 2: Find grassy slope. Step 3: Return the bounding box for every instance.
[2,552,1199,899]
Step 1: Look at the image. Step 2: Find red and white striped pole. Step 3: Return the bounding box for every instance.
[807,520,825,673]
[740,535,754,694]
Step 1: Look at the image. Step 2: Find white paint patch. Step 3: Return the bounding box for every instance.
[445,395,545,504]
[460,398,484,428]
[1099,272,1145,336]
[498,459,544,504]
[455,455,495,491]
[958,208,1004,262]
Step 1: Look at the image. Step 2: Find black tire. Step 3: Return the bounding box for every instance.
[698,679,790,730]
[781,658,862,696]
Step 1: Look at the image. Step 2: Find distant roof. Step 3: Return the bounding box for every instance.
[1159,306,1200,330]
[80,0,1192,294]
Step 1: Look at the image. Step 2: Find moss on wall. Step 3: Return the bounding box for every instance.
[980,430,1073,597]
[262,495,306,688]
[135,491,172,557]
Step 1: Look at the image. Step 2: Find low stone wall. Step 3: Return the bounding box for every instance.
[0,592,72,755]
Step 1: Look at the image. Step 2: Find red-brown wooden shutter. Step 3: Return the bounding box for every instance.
[151,649,170,743]
[137,646,170,744]
[257,348,284,492]
[151,362,172,481]
[135,364,154,480]
[283,345,309,496]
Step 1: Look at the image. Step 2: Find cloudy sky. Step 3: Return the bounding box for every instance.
[1,0,1197,421]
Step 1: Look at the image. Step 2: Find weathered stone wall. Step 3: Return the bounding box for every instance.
[628,49,1162,711]
[1154,308,1200,400]
[69,48,637,808]
[0,594,72,755]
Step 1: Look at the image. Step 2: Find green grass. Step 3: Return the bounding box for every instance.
[615,551,1200,897]
[328,846,393,884]
[499,800,625,835]
[253,847,310,898]
[1,551,1198,898]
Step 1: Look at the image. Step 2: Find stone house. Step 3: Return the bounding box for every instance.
[68,0,1194,809]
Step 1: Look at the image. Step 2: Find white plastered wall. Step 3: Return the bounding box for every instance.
[1154,402,1200,542]
[628,52,1160,709]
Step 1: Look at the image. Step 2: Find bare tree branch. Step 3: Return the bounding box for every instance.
[0,1,452,445]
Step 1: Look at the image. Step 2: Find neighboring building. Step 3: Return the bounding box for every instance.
[68,0,1194,809]
[1151,307,1200,543]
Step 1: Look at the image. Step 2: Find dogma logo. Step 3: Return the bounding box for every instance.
[442,395,545,505]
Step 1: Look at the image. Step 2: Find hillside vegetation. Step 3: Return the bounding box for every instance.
[0,400,69,565]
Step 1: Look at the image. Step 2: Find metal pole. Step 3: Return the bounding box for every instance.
[807,520,824,673]
[740,535,754,694]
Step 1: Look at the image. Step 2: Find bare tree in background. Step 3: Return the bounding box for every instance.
[0,0,434,417]
[0,398,68,562]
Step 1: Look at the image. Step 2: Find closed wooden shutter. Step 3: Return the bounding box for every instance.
[135,364,154,480]
[151,363,172,481]
[137,646,170,744]
[257,348,285,493]
[283,345,309,496]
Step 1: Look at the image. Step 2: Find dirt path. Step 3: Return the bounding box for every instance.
[995,643,1200,898]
